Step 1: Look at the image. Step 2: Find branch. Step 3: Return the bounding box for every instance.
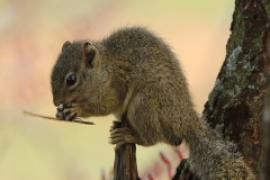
[172,160,199,180]
[113,113,139,180]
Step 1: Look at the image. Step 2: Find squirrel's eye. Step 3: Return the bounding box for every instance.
[66,73,77,87]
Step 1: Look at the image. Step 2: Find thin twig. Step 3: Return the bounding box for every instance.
[23,110,95,125]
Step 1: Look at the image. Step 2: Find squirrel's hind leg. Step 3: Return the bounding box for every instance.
[125,92,163,147]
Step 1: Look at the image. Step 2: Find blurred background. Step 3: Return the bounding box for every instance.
[0,0,234,179]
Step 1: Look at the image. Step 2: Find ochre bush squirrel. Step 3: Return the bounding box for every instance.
[51,27,255,180]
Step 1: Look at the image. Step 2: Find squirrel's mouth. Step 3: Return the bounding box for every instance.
[55,102,83,121]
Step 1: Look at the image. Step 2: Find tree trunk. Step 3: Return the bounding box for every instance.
[174,0,270,179]
[262,31,270,180]
[263,92,270,180]
[203,0,270,175]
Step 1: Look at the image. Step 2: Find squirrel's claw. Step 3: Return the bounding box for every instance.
[56,103,77,121]
[110,127,137,146]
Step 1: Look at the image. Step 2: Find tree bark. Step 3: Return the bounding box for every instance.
[263,92,270,180]
[262,30,270,180]
[203,0,270,174]
[174,0,270,179]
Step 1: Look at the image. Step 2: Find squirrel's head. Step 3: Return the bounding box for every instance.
[51,41,122,117]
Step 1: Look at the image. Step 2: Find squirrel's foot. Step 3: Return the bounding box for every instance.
[110,121,138,147]
[56,103,77,121]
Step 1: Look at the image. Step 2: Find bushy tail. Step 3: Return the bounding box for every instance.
[185,119,255,180]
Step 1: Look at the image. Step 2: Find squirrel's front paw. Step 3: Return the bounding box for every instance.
[110,122,138,147]
[56,103,77,121]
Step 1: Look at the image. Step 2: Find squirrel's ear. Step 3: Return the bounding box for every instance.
[83,42,97,68]
[62,41,71,51]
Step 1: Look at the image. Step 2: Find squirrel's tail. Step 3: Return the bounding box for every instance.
[185,116,255,180]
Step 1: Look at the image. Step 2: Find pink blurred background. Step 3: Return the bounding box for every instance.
[0,0,233,179]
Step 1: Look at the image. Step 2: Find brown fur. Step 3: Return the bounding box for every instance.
[51,27,255,179]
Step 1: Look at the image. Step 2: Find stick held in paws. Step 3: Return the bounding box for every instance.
[23,110,95,125]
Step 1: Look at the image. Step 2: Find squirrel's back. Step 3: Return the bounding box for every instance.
[102,27,177,65]
[102,27,168,53]
[101,27,186,89]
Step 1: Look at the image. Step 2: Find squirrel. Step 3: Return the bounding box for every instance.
[51,27,255,180]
